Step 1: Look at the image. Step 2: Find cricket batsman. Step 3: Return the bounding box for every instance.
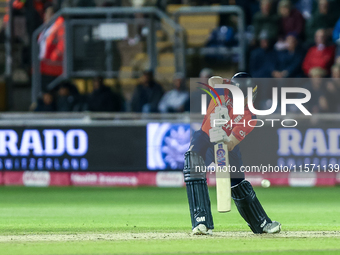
[184,72,281,235]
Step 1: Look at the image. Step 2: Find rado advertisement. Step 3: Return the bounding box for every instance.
[0,127,146,172]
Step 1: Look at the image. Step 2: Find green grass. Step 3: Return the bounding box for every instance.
[0,186,339,254]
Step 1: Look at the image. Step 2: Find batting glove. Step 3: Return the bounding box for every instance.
[209,127,231,144]
[210,106,230,127]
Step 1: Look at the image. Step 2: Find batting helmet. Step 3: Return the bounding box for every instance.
[231,72,257,102]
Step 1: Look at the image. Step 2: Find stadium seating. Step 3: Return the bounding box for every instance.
[178,15,219,47]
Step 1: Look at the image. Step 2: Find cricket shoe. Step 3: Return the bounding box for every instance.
[263,221,281,234]
[192,224,213,235]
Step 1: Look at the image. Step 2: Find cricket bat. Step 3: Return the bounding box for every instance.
[207,77,231,212]
[214,142,231,213]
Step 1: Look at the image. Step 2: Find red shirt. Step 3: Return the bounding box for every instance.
[39,17,65,76]
[201,90,256,142]
[302,45,335,75]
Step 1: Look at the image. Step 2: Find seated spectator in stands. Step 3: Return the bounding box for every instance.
[249,32,276,107]
[295,0,314,19]
[34,92,56,112]
[305,0,338,45]
[38,5,64,91]
[220,0,260,26]
[252,0,280,43]
[278,0,305,40]
[131,70,164,113]
[88,76,123,112]
[331,64,340,80]
[272,33,304,78]
[158,73,189,113]
[249,32,276,78]
[55,81,79,112]
[302,29,335,76]
[333,17,340,57]
[188,68,214,113]
[325,64,340,112]
[307,67,329,114]
[199,68,213,81]
[306,67,329,113]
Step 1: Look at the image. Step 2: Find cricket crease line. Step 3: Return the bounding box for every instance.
[0,231,339,242]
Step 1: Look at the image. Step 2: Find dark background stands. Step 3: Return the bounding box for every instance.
[131,71,164,113]
[88,77,124,112]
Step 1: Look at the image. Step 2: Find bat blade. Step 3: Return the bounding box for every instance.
[214,142,231,213]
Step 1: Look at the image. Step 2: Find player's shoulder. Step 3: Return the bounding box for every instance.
[244,107,257,120]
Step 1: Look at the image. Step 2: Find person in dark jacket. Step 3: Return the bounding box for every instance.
[333,17,340,57]
[324,64,340,112]
[249,32,276,107]
[252,0,280,43]
[131,70,164,113]
[249,32,276,78]
[295,0,314,19]
[278,0,305,39]
[55,81,79,112]
[305,67,329,113]
[305,0,338,45]
[88,76,123,112]
[34,92,56,112]
[272,33,304,78]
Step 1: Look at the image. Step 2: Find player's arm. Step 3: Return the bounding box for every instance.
[224,133,240,151]
[227,111,256,151]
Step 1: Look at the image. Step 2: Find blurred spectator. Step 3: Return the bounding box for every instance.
[278,0,305,39]
[332,63,340,79]
[272,34,304,78]
[38,5,65,91]
[333,17,340,57]
[252,0,280,43]
[158,73,189,113]
[325,64,340,112]
[199,68,213,80]
[305,0,338,45]
[88,76,124,112]
[302,29,335,76]
[56,81,79,112]
[306,67,328,113]
[25,0,46,37]
[186,68,214,113]
[131,70,164,113]
[3,0,45,29]
[23,0,48,70]
[206,26,236,48]
[249,32,276,78]
[295,0,314,19]
[3,0,47,69]
[220,0,260,26]
[34,92,56,112]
